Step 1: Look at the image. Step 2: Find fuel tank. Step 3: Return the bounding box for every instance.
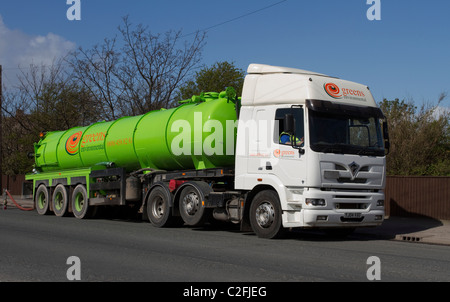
[33,90,238,172]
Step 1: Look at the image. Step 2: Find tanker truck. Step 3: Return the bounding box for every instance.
[26,64,390,238]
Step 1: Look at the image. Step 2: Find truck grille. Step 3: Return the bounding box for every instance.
[340,216,364,223]
[337,177,367,184]
[321,161,384,188]
[335,203,369,210]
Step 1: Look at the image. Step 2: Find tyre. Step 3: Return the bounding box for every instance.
[179,183,212,226]
[249,190,285,239]
[147,186,178,227]
[71,184,95,219]
[35,185,50,215]
[52,184,69,217]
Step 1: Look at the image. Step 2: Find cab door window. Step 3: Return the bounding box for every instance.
[274,108,304,146]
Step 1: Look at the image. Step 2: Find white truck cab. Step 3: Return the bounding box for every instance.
[235,64,388,237]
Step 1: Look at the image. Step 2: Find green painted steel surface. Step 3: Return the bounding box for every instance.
[32,91,238,173]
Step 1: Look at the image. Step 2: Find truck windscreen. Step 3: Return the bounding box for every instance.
[306,100,385,156]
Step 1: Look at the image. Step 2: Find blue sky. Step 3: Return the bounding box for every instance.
[1,0,449,107]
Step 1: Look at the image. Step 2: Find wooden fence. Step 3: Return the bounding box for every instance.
[2,174,450,220]
[385,176,450,220]
[2,174,28,196]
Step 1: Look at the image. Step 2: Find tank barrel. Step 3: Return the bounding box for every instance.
[33,89,238,173]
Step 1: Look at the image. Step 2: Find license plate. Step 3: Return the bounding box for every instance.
[344,213,362,218]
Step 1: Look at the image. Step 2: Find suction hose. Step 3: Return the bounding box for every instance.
[3,190,34,211]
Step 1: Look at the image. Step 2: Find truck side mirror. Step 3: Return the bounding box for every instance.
[284,114,295,134]
[382,120,390,155]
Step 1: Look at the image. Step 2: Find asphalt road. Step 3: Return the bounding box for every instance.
[1,208,450,282]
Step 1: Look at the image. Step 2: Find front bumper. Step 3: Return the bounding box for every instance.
[302,209,384,228]
[283,187,385,228]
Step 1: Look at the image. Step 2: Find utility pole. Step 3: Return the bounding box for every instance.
[0,64,3,193]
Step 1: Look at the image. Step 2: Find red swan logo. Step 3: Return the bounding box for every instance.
[66,131,83,155]
[324,82,342,99]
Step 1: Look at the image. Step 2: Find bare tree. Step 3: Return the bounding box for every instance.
[68,16,206,119]
[118,16,206,114]
[1,60,97,174]
[68,37,123,120]
[1,17,207,175]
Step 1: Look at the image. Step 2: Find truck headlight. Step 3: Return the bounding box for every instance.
[305,198,326,206]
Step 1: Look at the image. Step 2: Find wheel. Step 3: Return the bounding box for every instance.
[147,186,178,227]
[52,184,69,217]
[71,184,95,219]
[35,185,50,215]
[179,183,212,226]
[249,190,285,239]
